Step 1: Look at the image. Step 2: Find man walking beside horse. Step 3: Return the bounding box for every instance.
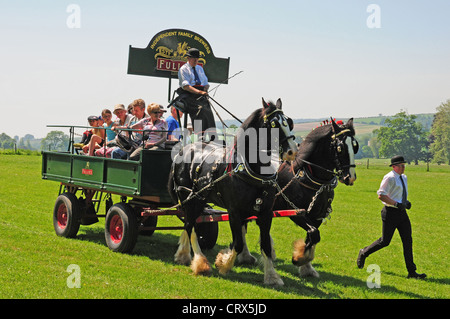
[357,155,426,279]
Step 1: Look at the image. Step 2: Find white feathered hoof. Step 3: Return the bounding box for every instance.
[299,262,320,278]
[262,253,284,286]
[215,248,237,275]
[174,250,191,266]
[191,254,212,276]
[174,230,191,266]
[264,272,284,286]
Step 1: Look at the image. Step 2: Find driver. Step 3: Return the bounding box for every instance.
[176,48,216,140]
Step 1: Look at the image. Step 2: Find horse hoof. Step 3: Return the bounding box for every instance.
[191,254,212,276]
[264,274,284,286]
[299,263,320,278]
[237,252,257,265]
[215,248,236,275]
[174,252,192,266]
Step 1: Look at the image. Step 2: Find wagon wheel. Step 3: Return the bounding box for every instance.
[53,192,81,238]
[137,204,158,237]
[105,203,138,253]
[139,215,158,237]
[195,221,219,250]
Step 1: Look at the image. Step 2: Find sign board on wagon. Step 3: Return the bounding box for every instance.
[127,29,230,84]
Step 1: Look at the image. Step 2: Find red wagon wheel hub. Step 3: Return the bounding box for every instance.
[57,204,68,229]
[109,215,123,244]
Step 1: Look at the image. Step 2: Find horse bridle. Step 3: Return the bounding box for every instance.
[331,129,358,178]
[263,109,296,156]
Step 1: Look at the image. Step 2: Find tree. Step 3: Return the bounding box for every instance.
[430,99,450,165]
[0,133,16,149]
[373,111,428,164]
[41,131,69,151]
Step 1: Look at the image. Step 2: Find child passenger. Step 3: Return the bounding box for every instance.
[82,116,105,156]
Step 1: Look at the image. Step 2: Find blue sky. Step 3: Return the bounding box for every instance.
[1,0,449,138]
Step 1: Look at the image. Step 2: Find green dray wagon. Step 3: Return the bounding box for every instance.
[42,148,221,253]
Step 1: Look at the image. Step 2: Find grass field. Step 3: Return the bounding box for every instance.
[0,155,448,299]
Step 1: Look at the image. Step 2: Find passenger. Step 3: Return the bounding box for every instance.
[94,109,116,157]
[113,104,132,128]
[127,103,134,115]
[111,99,148,159]
[129,103,168,161]
[108,104,132,159]
[97,115,104,127]
[102,109,116,143]
[82,116,105,156]
[166,106,184,141]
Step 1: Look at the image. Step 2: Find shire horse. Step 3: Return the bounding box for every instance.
[238,118,359,278]
[168,98,298,285]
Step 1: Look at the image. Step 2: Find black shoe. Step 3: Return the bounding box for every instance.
[357,249,366,269]
[407,272,427,279]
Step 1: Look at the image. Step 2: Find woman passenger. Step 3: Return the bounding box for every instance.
[129,103,168,161]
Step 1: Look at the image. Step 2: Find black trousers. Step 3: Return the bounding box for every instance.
[362,206,416,273]
[175,88,216,134]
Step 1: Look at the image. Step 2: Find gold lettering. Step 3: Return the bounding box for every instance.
[177,31,193,38]
[194,36,211,54]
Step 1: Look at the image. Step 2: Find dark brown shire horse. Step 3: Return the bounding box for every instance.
[238,118,358,278]
[277,118,358,277]
[168,98,298,285]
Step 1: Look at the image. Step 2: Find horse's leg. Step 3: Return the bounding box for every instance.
[237,224,257,265]
[299,261,319,278]
[174,228,192,266]
[258,215,284,286]
[293,233,319,277]
[299,245,319,278]
[190,226,212,276]
[215,212,241,275]
[174,202,196,266]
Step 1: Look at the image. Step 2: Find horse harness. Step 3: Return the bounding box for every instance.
[171,109,293,212]
[331,129,358,176]
[275,129,357,220]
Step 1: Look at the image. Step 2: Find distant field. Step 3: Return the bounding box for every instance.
[0,155,448,299]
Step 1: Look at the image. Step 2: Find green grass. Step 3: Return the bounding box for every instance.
[0,155,449,299]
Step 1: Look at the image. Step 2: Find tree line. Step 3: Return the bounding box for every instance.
[1,100,449,164]
[0,131,69,152]
[355,99,450,165]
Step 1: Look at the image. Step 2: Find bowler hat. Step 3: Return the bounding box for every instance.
[390,155,406,166]
[186,48,200,59]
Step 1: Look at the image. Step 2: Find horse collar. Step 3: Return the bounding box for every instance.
[233,154,278,186]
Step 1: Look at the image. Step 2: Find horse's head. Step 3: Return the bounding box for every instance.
[261,98,298,161]
[330,118,358,185]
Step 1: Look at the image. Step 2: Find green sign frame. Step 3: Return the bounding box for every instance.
[127,29,230,84]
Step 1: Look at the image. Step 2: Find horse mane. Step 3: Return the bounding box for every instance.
[295,124,333,167]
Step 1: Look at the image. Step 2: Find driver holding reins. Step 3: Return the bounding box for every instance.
[177,48,216,140]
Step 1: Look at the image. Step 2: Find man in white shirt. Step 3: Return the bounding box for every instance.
[176,48,216,140]
[357,155,426,279]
